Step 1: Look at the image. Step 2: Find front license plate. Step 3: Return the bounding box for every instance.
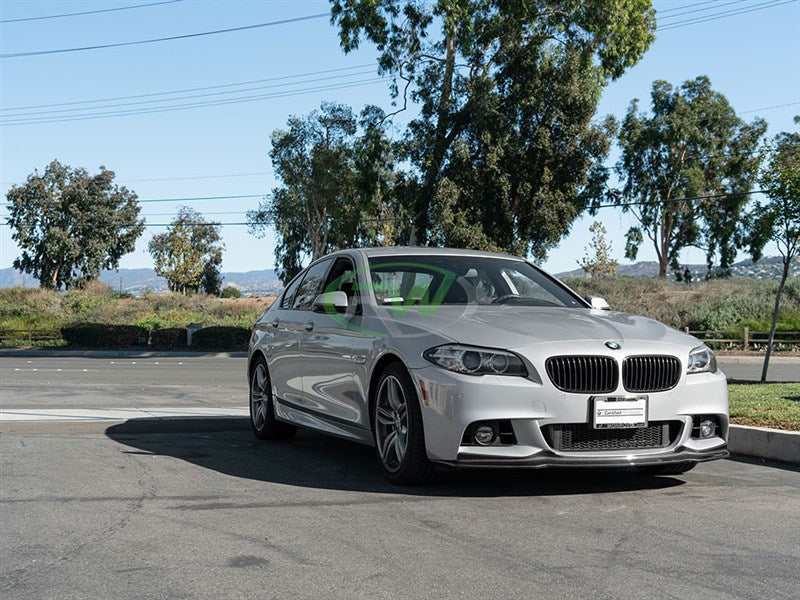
[592,396,648,429]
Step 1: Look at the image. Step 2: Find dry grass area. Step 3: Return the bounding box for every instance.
[564,276,800,332]
[0,282,276,332]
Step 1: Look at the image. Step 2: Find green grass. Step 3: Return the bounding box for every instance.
[728,383,800,431]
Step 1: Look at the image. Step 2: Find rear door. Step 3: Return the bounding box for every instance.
[264,271,305,404]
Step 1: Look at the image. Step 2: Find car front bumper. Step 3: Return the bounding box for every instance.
[412,364,729,467]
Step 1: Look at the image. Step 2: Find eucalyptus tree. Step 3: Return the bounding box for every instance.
[329,0,656,258]
[148,207,224,295]
[748,118,800,381]
[5,160,143,289]
[249,102,397,283]
[613,76,766,278]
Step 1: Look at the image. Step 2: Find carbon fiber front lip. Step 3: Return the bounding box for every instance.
[439,446,729,469]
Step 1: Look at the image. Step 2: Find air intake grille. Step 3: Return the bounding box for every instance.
[623,356,681,392]
[543,422,676,452]
[545,356,618,393]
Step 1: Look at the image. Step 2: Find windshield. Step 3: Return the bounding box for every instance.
[367,255,585,308]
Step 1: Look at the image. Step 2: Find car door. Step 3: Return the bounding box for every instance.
[264,270,307,405]
[274,258,333,405]
[300,255,371,427]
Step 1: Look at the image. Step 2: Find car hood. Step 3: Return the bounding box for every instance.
[376,305,695,349]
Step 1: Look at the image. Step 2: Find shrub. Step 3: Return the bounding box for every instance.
[61,323,148,348]
[150,327,187,349]
[191,326,250,350]
[221,286,242,298]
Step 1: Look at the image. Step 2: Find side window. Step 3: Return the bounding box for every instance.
[323,257,359,301]
[292,259,331,310]
[279,273,304,309]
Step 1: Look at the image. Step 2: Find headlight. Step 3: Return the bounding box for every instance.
[687,345,717,374]
[423,344,527,376]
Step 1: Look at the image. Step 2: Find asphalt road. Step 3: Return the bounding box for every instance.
[1,354,798,599]
[1,354,797,411]
[1,419,798,600]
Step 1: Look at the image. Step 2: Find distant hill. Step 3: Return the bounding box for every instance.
[2,255,796,294]
[557,256,800,281]
[0,267,282,295]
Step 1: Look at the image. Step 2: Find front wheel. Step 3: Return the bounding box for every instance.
[249,357,296,441]
[373,362,436,485]
[637,462,696,476]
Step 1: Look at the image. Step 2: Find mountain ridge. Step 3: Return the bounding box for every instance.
[1,255,796,294]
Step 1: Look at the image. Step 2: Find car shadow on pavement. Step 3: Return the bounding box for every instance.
[105,417,686,497]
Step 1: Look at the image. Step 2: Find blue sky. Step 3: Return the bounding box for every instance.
[1,0,798,277]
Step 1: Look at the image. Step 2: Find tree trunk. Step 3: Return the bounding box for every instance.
[49,264,61,289]
[658,257,668,279]
[410,18,457,246]
[761,256,790,382]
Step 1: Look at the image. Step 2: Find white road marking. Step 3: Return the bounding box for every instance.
[0,407,248,422]
[13,368,99,373]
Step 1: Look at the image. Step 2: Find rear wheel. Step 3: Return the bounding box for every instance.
[249,356,296,441]
[373,362,436,485]
[637,462,696,476]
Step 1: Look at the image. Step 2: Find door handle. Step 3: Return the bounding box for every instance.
[271,318,280,328]
[304,321,314,332]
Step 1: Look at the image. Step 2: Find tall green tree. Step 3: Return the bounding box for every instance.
[248,102,397,283]
[148,207,224,295]
[5,160,143,290]
[330,0,655,258]
[613,76,767,278]
[748,118,800,381]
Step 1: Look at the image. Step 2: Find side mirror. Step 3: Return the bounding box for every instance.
[586,295,611,311]
[313,291,349,314]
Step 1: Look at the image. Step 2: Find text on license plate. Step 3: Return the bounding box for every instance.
[592,396,648,429]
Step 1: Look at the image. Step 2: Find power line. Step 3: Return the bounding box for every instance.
[0,12,330,59]
[2,69,377,118]
[0,78,384,126]
[137,194,265,203]
[596,189,767,210]
[659,0,796,30]
[738,101,800,114]
[0,194,264,207]
[0,0,183,24]
[1,64,375,112]
[656,0,726,15]
[658,0,750,20]
[0,189,770,213]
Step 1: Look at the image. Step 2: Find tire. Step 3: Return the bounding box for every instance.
[372,362,436,485]
[637,462,696,476]
[249,356,296,441]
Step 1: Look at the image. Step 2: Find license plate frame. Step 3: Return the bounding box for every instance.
[592,395,649,429]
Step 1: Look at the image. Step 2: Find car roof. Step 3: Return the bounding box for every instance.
[334,246,525,261]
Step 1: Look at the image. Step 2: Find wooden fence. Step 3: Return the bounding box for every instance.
[0,329,63,345]
[683,327,800,350]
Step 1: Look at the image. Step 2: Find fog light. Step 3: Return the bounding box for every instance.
[474,424,496,445]
[699,418,716,438]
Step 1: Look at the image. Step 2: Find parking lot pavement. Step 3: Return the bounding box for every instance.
[0,354,797,411]
[1,418,798,600]
[0,355,245,409]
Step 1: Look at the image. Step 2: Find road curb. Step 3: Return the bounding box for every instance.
[717,355,799,365]
[0,349,247,358]
[729,425,800,464]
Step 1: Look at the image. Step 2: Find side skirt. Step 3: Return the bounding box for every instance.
[275,398,374,447]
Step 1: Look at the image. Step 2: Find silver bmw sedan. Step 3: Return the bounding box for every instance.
[248,247,729,484]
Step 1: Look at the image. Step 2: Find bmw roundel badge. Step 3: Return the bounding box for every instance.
[605,341,621,350]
